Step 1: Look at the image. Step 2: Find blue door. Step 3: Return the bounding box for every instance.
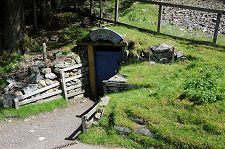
[94,46,122,86]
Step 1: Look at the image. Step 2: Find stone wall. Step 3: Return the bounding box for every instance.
[0,50,89,108]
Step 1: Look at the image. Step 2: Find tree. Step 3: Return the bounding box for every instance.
[2,0,25,53]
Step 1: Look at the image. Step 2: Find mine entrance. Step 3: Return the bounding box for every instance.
[94,45,122,95]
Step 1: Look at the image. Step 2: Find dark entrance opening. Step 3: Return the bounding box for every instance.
[94,46,122,96]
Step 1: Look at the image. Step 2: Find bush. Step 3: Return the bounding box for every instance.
[183,65,224,104]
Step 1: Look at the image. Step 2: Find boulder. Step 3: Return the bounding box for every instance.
[135,125,155,136]
[29,73,42,84]
[0,93,15,108]
[45,73,57,80]
[153,43,173,53]
[30,66,40,74]
[42,68,51,74]
[22,84,38,94]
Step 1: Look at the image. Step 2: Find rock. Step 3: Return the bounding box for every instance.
[54,62,64,68]
[45,73,57,80]
[64,62,71,67]
[159,58,170,64]
[99,96,110,106]
[114,125,131,134]
[39,80,47,87]
[29,73,42,84]
[22,84,38,94]
[108,75,128,83]
[4,84,13,93]
[42,68,51,74]
[162,50,174,58]
[95,112,102,119]
[64,73,70,78]
[6,79,26,89]
[74,55,81,64]
[176,51,183,58]
[131,117,145,125]
[36,61,46,68]
[50,35,59,42]
[54,51,63,59]
[0,93,15,108]
[135,125,155,136]
[153,43,173,53]
[45,79,54,85]
[14,91,23,97]
[30,66,40,74]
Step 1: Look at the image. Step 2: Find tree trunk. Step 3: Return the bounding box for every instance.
[2,0,25,52]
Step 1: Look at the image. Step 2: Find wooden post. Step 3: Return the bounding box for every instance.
[213,13,222,45]
[115,0,119,23]
[82,116,88,133]
[88,45,97,100]
[33,0,38,31]
[100,0,103,19]
[157,4,163,33]
[43,43,47,61]
[60,70,68,102]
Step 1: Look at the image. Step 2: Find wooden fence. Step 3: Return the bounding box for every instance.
[90,0,225,45]
[14,64,89,109]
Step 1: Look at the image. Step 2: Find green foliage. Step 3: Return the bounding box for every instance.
[183,65,224,104]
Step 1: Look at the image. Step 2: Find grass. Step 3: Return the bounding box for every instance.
[78,2,225,147]
[0,98,67,121]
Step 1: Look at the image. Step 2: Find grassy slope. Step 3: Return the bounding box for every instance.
[78,2,225,148]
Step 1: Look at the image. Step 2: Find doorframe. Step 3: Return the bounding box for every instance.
[80,41,128,100]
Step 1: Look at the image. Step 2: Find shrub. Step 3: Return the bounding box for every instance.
[183,65,224,104]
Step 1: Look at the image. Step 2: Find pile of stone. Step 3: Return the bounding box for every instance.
[158,0,225,34]
[0,51,88,108]
[102,75,128,95]
[149,43,185,64]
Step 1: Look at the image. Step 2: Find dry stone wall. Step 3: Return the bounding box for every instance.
[0,49,90,108]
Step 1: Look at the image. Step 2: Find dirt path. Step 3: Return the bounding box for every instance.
[0,99,121,149]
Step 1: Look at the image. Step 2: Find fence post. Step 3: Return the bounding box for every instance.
[43,43,47,61]
[157,4,163,33]
[100,0,103,19]
[60,70,68,102]
[115,0,119,23]
[213,13,222,45]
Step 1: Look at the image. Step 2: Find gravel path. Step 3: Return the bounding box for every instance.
[0,98,121,149]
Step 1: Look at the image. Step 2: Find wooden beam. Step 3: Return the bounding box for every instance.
[157,4,163,33]
[138,0,225,14]
[19,90,62,106]
[115,0,119,22]
[213,13,222,45]
[62,64,82,72]
[88,45,97,100]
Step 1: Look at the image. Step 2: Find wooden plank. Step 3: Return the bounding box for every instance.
[43,43,47,61]
[103,81,127,87]
[115,0,119,22]
[60,70,68,101]
[157,4,163,33]
[17,82,60,101]
[85,104,98,119]
[66,84,82,91]
[88,45,97,100]
[213,13,222,45]
[66,91,84,98]
[139,0,225,14]
[61,64,82,72]
[65,74,83,83]
[19,90,62,106]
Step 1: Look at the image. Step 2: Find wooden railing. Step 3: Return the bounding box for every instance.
[90,0,225,45]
